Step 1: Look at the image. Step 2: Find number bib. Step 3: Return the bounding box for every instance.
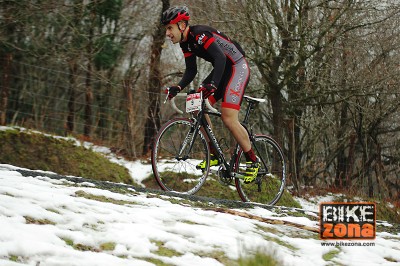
[185,93,202,113]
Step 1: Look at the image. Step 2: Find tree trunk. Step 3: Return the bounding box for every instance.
[123,79,137,158]
[335,38,350,188]
[286,117,299,191]
[84,9,95,138]
[66,60,77,134]
[0,53,12,126]
[335,101,349,188]
[84,61,93,138]
[142,0,170,155]
[97,68,115,140]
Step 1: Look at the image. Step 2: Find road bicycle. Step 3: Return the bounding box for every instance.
[151,90,286,205]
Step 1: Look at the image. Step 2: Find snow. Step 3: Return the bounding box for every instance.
[0,164,399,266]
[0,130,399,265]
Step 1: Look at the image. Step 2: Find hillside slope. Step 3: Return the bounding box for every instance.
[0,127,134,185]
[0,164,399,266]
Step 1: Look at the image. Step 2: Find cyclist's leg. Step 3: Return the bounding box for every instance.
[195,73,220,169]
[221,108,259,183]
[200,68,227,157]
[220,58,259,182]
[235,135,286,205]
[220,57,251,152]
[196,117,220,170]
[221,108,251,151]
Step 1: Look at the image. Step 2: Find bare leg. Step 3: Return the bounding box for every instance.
[220,107,251,152]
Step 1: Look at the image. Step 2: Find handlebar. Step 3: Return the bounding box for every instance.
[164,90,219,114]
[204,98,219,113]
[170,96,184,114]
[164,91,184,114]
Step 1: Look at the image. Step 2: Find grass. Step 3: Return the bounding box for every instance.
[74,190,136,205]
[375,201,400,223]
[322,247,341,261]
[6,127,396,218]
[147,240,284,266]
[1,126,398,221]
[328,194,400,224]
[151,240,183,257]
[61,238,116,253]
[2,127,399,266]
[99,242,117,251]
[24,216,55,225]
[238,249,282,266]
[0,127,136,185]
[142,171,301,208]
[61,237,99,252]
[300,190,400,224]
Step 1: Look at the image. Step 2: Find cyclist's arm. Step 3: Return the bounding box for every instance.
[178,54,197,89]
[205,41,226,87]
[202,70,214,84]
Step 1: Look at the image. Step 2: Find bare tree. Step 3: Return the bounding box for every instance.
[142,0,170,155]
[0,1,20,125]
[206,0,400,196]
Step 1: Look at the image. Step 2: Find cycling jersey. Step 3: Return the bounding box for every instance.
[177,25,250,110]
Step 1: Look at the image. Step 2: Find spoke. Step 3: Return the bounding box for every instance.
[151,119,209,195]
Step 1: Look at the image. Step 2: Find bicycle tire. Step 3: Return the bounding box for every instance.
[151,118,210,194]
[234,135,286,205]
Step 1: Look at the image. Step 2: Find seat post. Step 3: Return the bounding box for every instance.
[242,101,255,124]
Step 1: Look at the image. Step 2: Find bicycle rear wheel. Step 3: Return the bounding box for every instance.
[151,118,210,194]
[234,135,286,205]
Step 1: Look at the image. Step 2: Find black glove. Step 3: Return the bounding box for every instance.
[165,86,181,100]
[197,83,217,99]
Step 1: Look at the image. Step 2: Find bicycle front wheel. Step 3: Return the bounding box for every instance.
[234,135,286,205]
[151,118,210,195]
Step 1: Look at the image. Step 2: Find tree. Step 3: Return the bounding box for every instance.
[142,0,170,155]
[0,1,22,126]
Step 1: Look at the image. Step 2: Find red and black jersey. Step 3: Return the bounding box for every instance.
[178,25,245,90]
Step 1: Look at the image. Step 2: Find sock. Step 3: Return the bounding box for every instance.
[209,143,217,156]
[244,149,257,162]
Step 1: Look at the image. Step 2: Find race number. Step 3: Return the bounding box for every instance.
[186,93,202,113]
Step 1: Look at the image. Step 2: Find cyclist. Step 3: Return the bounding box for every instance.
[161,6,259,183]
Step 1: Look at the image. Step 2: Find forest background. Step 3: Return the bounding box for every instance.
[1,0,399,201]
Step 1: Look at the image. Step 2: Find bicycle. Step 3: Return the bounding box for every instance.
[151,90,286,205]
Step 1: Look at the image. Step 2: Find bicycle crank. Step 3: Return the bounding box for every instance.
[217,166,233,186]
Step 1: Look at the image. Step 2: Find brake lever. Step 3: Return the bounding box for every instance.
[164,88,170,104]
[163,88,183,114]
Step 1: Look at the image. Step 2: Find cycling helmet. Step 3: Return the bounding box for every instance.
[161,6,190,25]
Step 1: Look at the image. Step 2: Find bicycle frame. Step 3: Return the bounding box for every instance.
[181,98,259,180]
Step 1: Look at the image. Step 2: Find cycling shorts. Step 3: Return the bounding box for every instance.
[207,57,250,110]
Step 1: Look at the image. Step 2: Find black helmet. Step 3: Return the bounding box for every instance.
[161,6,190,25]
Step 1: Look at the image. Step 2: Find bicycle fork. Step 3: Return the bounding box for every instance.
[176,123,201,161]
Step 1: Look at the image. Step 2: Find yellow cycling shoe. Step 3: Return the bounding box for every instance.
[196,154,220,169]
[243,158,260,184]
